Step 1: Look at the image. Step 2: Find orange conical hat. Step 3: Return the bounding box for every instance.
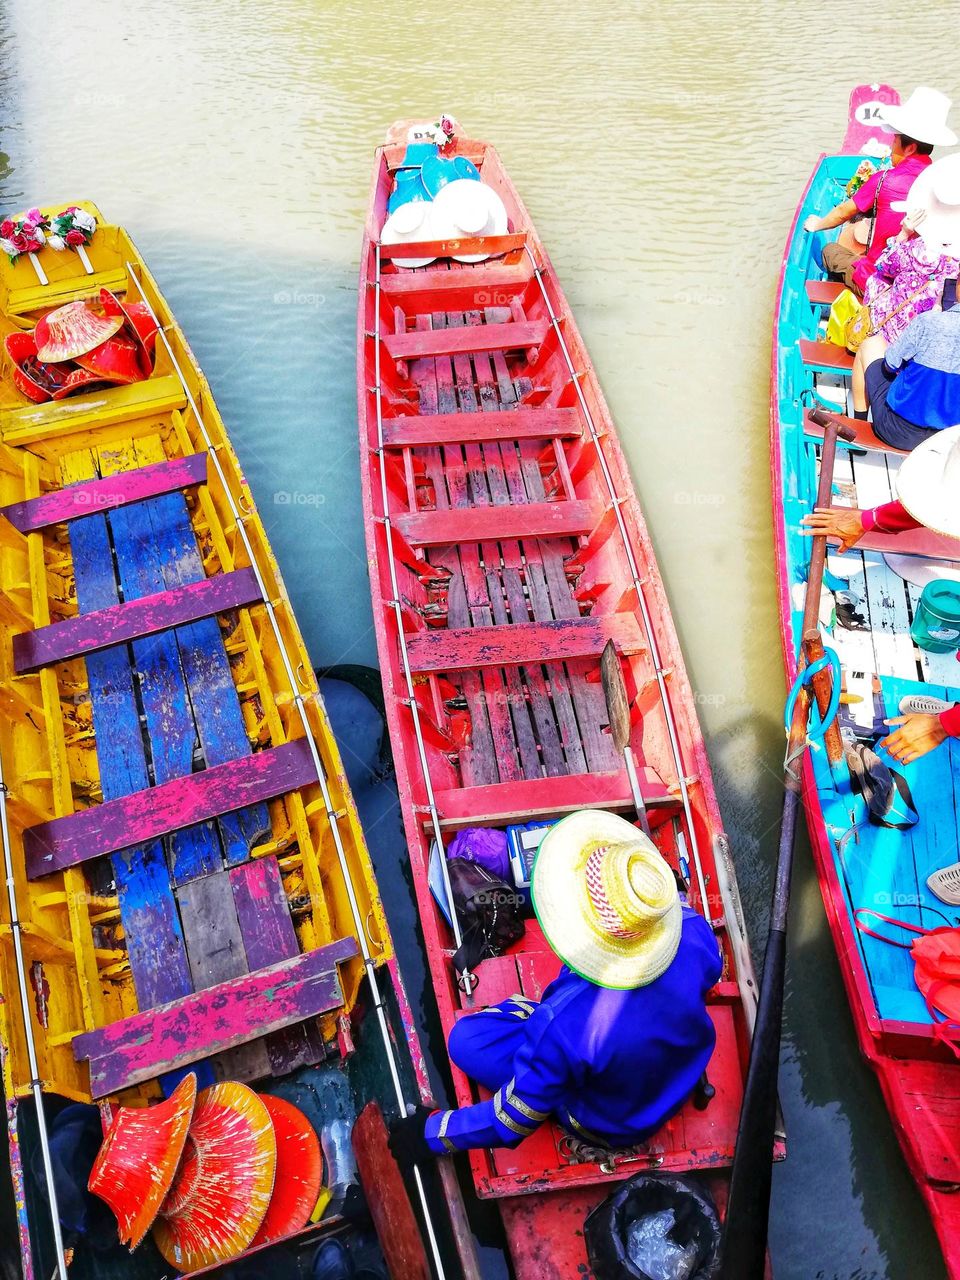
[153,1081,277,1271]
[99,287,159,363]
[88,1072,197,1250]
[250,1095,322,1247]
[34,299,123,362]
[73,331,144,385]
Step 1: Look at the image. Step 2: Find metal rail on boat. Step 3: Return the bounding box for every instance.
[522,246,714,925]
[371,243,476,1003]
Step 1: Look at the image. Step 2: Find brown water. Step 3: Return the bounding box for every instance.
[2,1,959,1274]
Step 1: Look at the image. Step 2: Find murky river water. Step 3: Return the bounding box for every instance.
[2,1,960,1275]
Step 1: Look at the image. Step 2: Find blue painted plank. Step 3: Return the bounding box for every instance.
[68,508,193,1008]
[107,494,223,883]
[137,488,270,861]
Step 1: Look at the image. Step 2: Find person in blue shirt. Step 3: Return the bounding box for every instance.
[389,810,722,1164]
[853,275,960,450]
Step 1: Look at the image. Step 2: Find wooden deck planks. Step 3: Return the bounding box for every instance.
[382,407,580,449]
[60,450,193,1010]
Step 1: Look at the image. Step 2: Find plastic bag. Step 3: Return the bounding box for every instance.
[627,1210,698,1280]
[446,827,511,881]
[585,1173,721,1280]
[825,287,863,346]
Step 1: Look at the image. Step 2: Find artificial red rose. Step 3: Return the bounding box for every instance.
[0,220,14,238]
[11,233,29,252]
[21,222,36,236]
[64,229,85,246]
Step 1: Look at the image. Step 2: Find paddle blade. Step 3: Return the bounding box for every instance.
[600,640,631,753]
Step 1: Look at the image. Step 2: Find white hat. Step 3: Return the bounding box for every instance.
[891,153,960,256]
[428,179,508,263]
[531,810,683,990]
[896,424,960,539]
[380,200,436,269]
[883,552,960,588]
[878,87,957,148]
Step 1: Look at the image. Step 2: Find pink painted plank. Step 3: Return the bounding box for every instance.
[382,407,580,449]
[384,319,548,362]
[13,566,261,674]
[380,231,527,261]
[805,279,845,307]
[798,338,853,372]
[0,452,208,534]
[803,408,907,456]
[395,498,600,547]
[855,527,960,561]
[405,613,646,673]
[72,936,358,1097]
[430,767,676,828]
[24,738,317,879]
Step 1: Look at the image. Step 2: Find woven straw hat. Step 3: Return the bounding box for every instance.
[531,810,682,990]
[896,424,960,539]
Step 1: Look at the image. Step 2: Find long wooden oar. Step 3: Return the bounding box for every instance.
[720,409,854,1278]
[601,639,652,838]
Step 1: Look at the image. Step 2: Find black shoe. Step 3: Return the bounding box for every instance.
[312,1239,354,1280]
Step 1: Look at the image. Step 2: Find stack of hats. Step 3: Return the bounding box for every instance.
[87,1074,323,1270]
[381,131,508,268]
[4,287,157,403]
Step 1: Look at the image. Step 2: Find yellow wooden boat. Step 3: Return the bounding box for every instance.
[0,204,474,1278]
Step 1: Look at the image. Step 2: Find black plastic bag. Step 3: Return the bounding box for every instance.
[447,857,525,973]
[585,1173,721,1280]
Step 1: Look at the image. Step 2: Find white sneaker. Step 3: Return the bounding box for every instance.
[928,863,960,905]
[899,694,955,716]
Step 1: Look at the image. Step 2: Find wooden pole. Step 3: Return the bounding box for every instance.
[802,627,843,764]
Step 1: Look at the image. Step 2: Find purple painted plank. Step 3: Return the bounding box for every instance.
[13,566,261,674]
[24,737,318,879]
[72,936,358,1097]
[0,452,208,534]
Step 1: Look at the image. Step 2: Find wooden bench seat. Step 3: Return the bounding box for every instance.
[805,279,845,306]
[380,262,533,309]
[382,407,580,449]
[804,408,907,456]
[0,452,208,533]
[24,738,317,878]
[13,566,261,673]
[73,936,358,1096]
[395,499,600,547]
[405,614,645,673]
[0,374,187,447]
[853,526,960,562]
[798,338,854,373]
[384,318,549,362]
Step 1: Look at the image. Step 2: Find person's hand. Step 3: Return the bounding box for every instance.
[800,506,866,553]
[803,214,822,234]
[900,208,927,238]
[882,713,948,764]
[388,1105,438,1170]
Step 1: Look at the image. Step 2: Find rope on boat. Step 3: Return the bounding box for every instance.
[523,245,715,926]
[125,267,450,1280]
[0,769,71,1280]
[783,649,842,764]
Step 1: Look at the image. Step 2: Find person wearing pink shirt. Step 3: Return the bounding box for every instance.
[802,88,955,295]
[802,425,960,762]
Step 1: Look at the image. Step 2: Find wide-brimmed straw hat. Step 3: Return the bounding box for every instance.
[896,424,960,539]
[531,810,683,990]
[88,1072,197,1250]
[34,299,123,362]
[153,1081,277,1270]
[878,87,957,148]
[429,179,508,263]
[891,153,960,256]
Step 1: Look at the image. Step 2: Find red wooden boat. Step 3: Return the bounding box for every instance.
[358,122,776,1276]
[773,86,960,1277]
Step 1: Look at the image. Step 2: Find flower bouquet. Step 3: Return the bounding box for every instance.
[0,209,49,265]
[45,206,97,253]
[846,160,877,198]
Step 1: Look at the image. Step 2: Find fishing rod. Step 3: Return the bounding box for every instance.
[126,267,456,1280]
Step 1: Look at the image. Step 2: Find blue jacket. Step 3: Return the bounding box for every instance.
[425,907,723,1153]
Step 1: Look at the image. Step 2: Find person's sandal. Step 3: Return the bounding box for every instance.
[927,863,960,906]
[899,694,954,716]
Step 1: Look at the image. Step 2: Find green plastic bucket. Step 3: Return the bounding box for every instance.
[911,579,960,653]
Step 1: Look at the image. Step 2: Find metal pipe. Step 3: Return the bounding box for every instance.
[0,756,70,1280]
[125,267,450,1280]
[524,246,713,924]
[371,243,476,998]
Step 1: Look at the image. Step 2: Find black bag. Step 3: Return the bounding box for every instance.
[845,741,919,830]
[447,857,525,974]
[585,1173,721,1279]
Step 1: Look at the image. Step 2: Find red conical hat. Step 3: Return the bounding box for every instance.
[5,332,57,403]
[73,331,144,385]
[34,300,123,362]
[250,1096,322,1247]
[88,1073,197,1250]
[153,1081,277,1272]
[50,367,112,400]
[99,288,158,372]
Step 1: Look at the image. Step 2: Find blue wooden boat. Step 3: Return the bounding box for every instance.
[773,85,960,1276]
